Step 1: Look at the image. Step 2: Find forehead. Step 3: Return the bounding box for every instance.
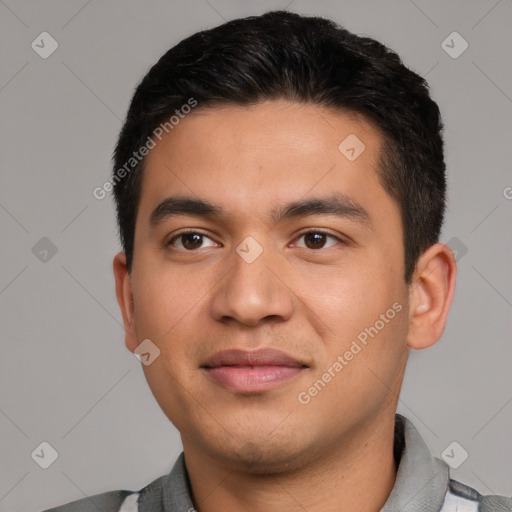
[144,100,382,168]
[137,100,396,228]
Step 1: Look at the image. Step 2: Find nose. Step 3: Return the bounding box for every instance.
[209,241,294,327]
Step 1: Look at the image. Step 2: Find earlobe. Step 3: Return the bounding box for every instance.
[113,252,138,353]
[406,243,457,350]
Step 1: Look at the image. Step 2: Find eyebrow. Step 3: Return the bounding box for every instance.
[149,194,371,229]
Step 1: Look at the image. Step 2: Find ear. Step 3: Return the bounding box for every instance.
[407,243,457,350]
[113,252,138,353]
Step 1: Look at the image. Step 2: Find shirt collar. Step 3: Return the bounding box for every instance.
[382,413,449,511]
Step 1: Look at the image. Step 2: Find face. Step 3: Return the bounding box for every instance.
[116,100,412,472]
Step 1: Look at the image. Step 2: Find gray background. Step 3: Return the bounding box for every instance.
[0,1,510,510]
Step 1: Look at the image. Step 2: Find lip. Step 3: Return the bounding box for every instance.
[201,348,308,393]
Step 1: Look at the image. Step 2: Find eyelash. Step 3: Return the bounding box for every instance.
[166,228,344,250]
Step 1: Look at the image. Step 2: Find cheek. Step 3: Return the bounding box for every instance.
[130,263,221,382]
[300,265,391,336]
[130,264,199,348]
[298,285,408,429]
[132,267,206,419]
[302,259,408,373]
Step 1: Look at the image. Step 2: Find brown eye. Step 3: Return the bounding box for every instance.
[295,231,341,250]
[305,232,327,249]
[168,232,218,250]
[181,233,203,250]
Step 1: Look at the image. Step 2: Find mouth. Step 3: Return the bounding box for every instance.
[201,348,308,393]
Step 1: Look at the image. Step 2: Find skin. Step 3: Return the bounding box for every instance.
[113,100,456,512]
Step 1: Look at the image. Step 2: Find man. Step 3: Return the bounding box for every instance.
[44,10,511,512]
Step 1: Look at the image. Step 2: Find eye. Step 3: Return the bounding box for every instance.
[168,231,219,251]
[293,230,342,250]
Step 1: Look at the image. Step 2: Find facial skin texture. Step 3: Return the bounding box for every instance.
[114,100,456,512]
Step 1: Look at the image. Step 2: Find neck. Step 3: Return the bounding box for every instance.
[183,413,398,512]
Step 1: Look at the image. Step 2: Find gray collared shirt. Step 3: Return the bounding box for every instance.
[42,414,511,512]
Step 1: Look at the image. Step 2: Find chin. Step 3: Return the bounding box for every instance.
[209,433,318,476]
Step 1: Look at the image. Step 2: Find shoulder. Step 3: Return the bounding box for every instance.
[41,453,188,512]
[440,478,512,512]
[41,473,168,512]
[41,490,135,512]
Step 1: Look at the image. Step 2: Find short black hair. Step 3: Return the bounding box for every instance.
[113,10,445,283]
